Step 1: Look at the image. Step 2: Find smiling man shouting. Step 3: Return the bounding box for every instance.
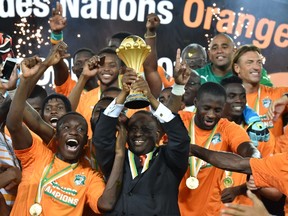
[6,42,125,216]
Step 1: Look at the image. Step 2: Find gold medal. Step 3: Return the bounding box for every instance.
[223,176,234,188]
[29,203,42,216]
[186,176,199,189]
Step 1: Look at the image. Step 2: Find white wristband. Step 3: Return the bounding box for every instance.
[7,88,17,100]
[171,84,185,96]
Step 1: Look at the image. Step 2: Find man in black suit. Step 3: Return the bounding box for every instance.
[93,64,190,215]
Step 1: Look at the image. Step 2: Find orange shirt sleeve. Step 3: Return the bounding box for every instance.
[250,153,288,196]
[158,66,175,88]
[55,74,76,97]
[15,137,52,171]
[85,171,105,213]
[220,120,251,153]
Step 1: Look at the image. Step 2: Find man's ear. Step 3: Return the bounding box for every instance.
[207,50,211,61]
[233,63,240,75]
[156,130,160,140]
[194,98,198,107]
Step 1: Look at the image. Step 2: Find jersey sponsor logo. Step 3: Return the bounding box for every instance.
[200,75,208,82]
[260,115,274,129]
[262,97,272,108]
[44,182,79,207]
[74,174,86,186]
[211,133,221,145]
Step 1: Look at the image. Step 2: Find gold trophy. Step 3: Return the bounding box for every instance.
[116,35,151,109]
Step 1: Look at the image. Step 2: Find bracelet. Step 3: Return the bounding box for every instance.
[144,33,157,39]
[50,31,63,44]
[171,83,185,96]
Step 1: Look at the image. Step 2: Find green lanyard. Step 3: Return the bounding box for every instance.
[189,116,217,178]
[35,155,79,204]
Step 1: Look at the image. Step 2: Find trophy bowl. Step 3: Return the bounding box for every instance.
[116,35,151,109]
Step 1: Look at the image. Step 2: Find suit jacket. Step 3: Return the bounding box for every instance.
[93,113,190,216]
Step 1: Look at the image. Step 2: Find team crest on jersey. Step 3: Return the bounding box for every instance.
[211,133,221,144]
[262,97,272,108]
[74,174,86,186]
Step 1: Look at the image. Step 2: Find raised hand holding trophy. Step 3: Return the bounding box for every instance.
[116,35,151,109]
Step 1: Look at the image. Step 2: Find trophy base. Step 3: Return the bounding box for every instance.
[124,93,150,109]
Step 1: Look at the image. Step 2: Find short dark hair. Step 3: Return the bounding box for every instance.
[107,31,133,49]
[232,45,261,74]
[98,46,124,67]
[41,93,72,117]
[72,48,95,61]
[97,47,117,56]
[128,110,160,128]
[56,111,87,134]
[91,96,114,117]
[110,32,132,40]
[196,82,226,101]
[90,96,114,130]
[100,87,121,99]
[220,75,243,87]
[29,85,48,100]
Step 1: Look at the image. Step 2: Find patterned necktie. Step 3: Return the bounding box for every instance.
[139,155,147,167]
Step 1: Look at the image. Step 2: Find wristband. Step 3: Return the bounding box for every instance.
[144,33,156,39]
[0,91,8,98]
[7,88,17,100]
[171,84,185,96]
[50,31,63,44]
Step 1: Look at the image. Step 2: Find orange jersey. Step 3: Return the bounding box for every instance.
[11,138,105,216]
[178,111,251,216]
[246,85,288,137]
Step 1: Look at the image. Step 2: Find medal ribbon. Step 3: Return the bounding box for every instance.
[223,122,245,179]
[98,87,102,100]
[35,155,79,204]
[224,170,232,179]
[128,149,155,179]
[253,87,261,114]
[189,116,217,178]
